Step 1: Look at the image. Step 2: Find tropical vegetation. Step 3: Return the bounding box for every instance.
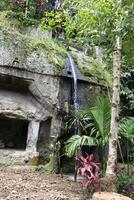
[0,0,134,196]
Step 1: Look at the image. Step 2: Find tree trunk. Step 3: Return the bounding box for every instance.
[52,0,61,10]
[24,0,29,18]
[100,37,122,192]
[106,36,122,176]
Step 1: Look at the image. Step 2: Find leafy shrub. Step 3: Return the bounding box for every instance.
[119,117,134,141]
[116,171,132,191]
[76,154,100,192]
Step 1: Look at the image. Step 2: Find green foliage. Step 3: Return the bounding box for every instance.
[42,10,67,32]
[43,156,54,172]
[0,0,10,11]
[35,156,54,172]
[63,0,133,42]
[117,172,132,189]
[63,0,134,115]
[0,0,49,19]
[71,52,112,86]
[6,11,39,27]
[120,62,134,113]
[65,109,95,135]
[0,11,39,31]
[41,10,78,40]
[90,96,111,145]
[0,11,67,73]
[65,96,111,157]
[119,117,134,142]
[65,135,96,157]
[27,36,67,70]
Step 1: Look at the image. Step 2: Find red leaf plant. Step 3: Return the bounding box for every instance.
[75,154,101,192]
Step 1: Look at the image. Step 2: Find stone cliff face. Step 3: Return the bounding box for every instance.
[0,12,105,165]
[0,28,66,76]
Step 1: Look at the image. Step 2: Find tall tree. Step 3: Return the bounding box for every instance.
[41,0,133,189]
[62,0,133,190]
[105,0,122,175]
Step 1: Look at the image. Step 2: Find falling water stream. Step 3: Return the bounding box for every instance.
[67,54,80,181]
[67,53,78,114]
[53,0,61,10]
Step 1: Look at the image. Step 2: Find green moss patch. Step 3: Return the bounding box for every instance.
[27,36,67,73]
[0,11,67,74]
[71,51,112,86]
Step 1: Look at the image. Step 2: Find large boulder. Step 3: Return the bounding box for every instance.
[92,192,132,200]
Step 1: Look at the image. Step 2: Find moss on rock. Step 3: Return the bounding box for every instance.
[27,36,67,73]
[0,11,67,75]
[28,157,39,166]
[71,50,112,86]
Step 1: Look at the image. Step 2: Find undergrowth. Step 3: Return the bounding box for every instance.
[35,157,54,173]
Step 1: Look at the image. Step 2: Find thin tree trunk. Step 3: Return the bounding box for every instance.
[24,0,29,18]
[106,36,122,175]
[100,37,122,192]
[52,0,61,10]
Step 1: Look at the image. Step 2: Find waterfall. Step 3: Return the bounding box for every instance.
[67,53,78,114]
[94,46,103,59]
[53,0,61,10]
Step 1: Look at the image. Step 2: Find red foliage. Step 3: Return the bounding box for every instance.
[76,154,100,191]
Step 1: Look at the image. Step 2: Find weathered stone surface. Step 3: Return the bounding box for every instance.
[92,192,132,200]
[0,14,105,165]
[0,27,65,76]
[0,66,61,164]
[0,149,39,165]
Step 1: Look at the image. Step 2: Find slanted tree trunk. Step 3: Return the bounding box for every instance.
[100,37,122,192]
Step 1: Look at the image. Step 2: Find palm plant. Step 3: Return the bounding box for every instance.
[65,134,96,157]
[65,95,111,157]
[90,95,111,145]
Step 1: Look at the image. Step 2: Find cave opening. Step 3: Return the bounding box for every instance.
[0,117,28,150]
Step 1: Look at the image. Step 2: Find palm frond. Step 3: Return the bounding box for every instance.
[65,135,96,157]
[90,96,111,144]
[119,117,134,141]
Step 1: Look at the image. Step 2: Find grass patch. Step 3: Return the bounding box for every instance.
[27,36,67,72]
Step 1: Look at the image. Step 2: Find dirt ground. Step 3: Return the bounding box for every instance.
[0,166,88,200]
